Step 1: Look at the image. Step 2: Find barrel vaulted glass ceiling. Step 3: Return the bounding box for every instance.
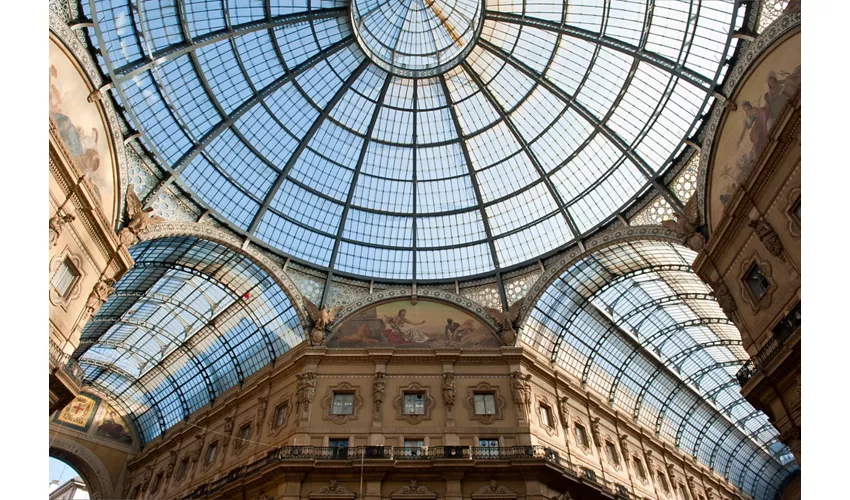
[522,240,798,500]
[81,0,746,281]
[73,237,303,444]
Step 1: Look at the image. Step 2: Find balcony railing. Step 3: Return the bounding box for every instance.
[49,339,84,388]
[182,445,587,499]
[736,303,800,386]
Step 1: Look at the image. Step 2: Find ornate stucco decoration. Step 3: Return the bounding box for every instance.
[49,212,76,248]
[471,480,518,499]
[442,373,456,415]
[83,276,115,319]
[295,372,317,420]
[464,382,505,425]
[321,382,363,425]
[304,298,340,345]
[117,187,165,248]
[136,221,307,327]
[589,417,602,448]
[221,417,234,449]
[256,397,267,434]
[484,296,525,345]
[784,187,801,238]
[557,395,571,432]
[50,433,115,499]
[510,371,532,421]
[310,480,355,499]
[552,493,572,500]
[267,394,292,437]
[535,395,559,438]
[660,197,706,251]
[49,249,84,308]
[392,382,436,425]
[391,480,438,499]
[738,253,775,313]
[373,371,387,419]
[696,9,802,227]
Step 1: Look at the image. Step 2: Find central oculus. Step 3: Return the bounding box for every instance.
[351,0,483,77]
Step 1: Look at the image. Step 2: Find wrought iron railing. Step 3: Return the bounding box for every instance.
[49,338,84,387]
[181,445,589,499]
[736,305,800,386]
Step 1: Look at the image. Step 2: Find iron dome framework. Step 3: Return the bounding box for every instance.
[73,236,303,444]
[522,240,798,499]
[80,0,749,282]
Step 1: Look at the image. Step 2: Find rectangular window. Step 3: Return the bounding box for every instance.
[403,439,425,457]
[744,262,771,299]
[51,258,80,298]
[605,441,620,466]
[273,402,288,428]
[239,423,251,443]
[205,442,217,464]
[331,393,355,415]
[177,457,189,480]
[575,423,589,448]
[328,438,349,459]
[403,393,426,415]
[657,471,670,493]
[633,457,646,480]
[151,472,163,493]
[473,393,496,415]
[478,438,499,457]
[539,403,552,427]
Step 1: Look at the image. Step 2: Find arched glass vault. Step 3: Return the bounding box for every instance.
[522,240,798,499]
[73,236,304,444]
[80,0,749,281]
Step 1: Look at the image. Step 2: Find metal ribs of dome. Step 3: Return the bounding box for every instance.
[81,0,745,282]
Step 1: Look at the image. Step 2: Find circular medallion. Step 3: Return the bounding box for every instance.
[351,0,483,77]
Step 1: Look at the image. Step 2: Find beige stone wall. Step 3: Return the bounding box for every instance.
[120,344,745,500]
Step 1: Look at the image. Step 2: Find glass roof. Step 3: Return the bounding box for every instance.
[522,240,798,500]
[73,237,303,444]
[82,0,743,281]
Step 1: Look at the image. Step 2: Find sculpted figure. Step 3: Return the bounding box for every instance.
[661,196,705,251]
[84,277,115,318]
[442,373,456,411]
[748,219,784,257]
[484,297,525,345]
[118,187,164,247]
[711,280,737,318]
[373,372,386,414]
[557,396,571,428]
[304,298,339,345]
[590,417,602,447]
[49,213,75,247]
[511,371,532,418]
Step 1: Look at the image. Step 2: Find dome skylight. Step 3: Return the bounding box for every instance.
[83,0,742,281]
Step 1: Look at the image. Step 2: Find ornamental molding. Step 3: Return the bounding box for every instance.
[517,225,683,327]
[535,395,559,438]
[390,480,438,499]
[471,481,518,499]
[463,382,506,425]
[49,248,85,308]
[696,11,801,229]
[738,253,775,314]
[310,480,355,499]
[321,382,363,425]
[267,394,293,437]
[392,382,436,425]
[49,9,130,229]
[136,221,307,328]
[332,289,499,332]
[784,187,801,238]
[231,416,255,456]
[50,434,115,499]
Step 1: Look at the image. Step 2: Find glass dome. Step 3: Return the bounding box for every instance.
[83,0,741,281]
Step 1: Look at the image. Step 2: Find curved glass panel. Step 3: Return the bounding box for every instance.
[522,240,798,500]
[73,237,303,444]
[82,0,742,280]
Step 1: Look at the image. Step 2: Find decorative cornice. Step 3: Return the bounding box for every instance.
[696,11,801,229]
[391,480,438,499]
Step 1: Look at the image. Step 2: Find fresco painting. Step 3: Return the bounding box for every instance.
[709,33,801,230]
[49,38,116,221]
[326,299,500,348]
[95,403,133,445]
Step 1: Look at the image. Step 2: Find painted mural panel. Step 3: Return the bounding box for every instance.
[709,32,801,230]
[327,299,500,348]
[53,393,101,432]
[49,37,116,221]
[95,403,134,445]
